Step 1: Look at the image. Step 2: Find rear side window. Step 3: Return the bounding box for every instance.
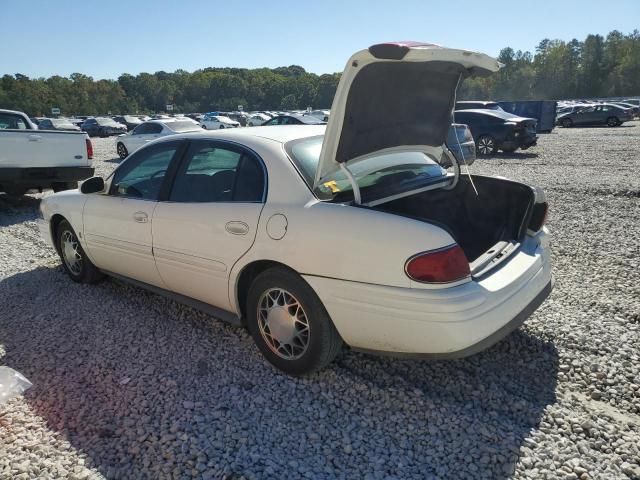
[169,142,265,203]
[0,113,28,129]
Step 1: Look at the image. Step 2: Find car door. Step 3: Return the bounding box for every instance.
[152,139,266,310]
[83,140,184,287]
[127,123,163,152]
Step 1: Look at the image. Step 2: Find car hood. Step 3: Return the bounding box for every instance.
[313,42,500,188]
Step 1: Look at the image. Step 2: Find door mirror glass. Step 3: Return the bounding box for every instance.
[80,176,105,194]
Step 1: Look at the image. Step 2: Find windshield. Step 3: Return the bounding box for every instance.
[286,135,446,201]
[167,121,202,132]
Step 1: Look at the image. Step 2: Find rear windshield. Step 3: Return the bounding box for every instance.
[286,135,446,201]
[167,121,202,132]
[96,118,120,126]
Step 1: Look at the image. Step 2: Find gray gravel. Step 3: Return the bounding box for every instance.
[1,125,639,479]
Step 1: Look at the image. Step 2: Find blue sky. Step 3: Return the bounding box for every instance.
[1,0,639,79]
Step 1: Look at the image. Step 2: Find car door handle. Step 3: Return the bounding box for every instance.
[28,134,42,142]
[225,221,249,235]
[133,211,148,223]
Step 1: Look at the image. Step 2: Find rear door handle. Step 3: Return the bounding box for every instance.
[225,221,249,235]
[133,211,148,223]
[28,134,42,142]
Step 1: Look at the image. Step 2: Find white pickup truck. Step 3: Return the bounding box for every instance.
[0,109,94,195]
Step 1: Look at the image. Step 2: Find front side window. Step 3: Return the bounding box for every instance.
[169,142,264,203]
[110,143,179,200]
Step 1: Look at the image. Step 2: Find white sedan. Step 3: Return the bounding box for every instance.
[38,42,552,374]
[200,115,240,130]
[246,113,271,126]
[116,119,202,159]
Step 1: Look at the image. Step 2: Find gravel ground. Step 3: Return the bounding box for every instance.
[1,124,639,480]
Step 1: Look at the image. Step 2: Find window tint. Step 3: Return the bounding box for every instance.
[170,142,264,203]
[111,143,179,200]
[0,113,28,129]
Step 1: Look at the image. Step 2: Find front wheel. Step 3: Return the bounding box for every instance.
[476,135,496,156]
[246,268,343,375]
[117,142,128,159]
[56,220,103,284]
[606,116,620,127]
[219,125,225,129]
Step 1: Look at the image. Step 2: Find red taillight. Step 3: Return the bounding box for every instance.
[86,138,93,160]
[405,245,470,283]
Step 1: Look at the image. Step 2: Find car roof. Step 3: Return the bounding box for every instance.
[159,124,326,145]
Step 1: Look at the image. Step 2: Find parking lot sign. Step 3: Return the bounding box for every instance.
[166,104,173,111]
[238,105,243,111]
[51,107,61,115]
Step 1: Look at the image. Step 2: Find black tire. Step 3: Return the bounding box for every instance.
[52,182,78,193]
[202,125,208,130]
[246,267,343,375]
[606,116,620,127]
[117,142,128,159]
[3,186,27,197]
[55,219,104,284]
[476,135,496,156]
[219,125,225,129]
[561,118,573,128]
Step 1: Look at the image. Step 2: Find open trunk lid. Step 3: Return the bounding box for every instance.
[314,42,500,190]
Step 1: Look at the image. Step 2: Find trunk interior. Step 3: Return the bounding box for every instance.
[372,175,535,264]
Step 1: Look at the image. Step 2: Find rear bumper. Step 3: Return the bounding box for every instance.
[0,166,94,188]
[303,231,552,357]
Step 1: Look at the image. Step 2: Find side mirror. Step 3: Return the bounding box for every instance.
[80,176,105,194]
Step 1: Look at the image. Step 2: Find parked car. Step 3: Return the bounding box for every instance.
[305,110,330,122]
[116,119,203,159]
[247,113,271,126]
[36,118,81,131]
[499,101,557,133]
[37,42,551,375]
[81,117,127,137]
[226,112,249,126]
[262,114,325,126]
[0,109,93,195]
[200,115,240,130]
[113,115,144,131]
[556,103,633,127]
[609,102,640,118]
[454,109,538,155]
[556,105,587,117]
[455,101,503,111]
[441,123,476,167]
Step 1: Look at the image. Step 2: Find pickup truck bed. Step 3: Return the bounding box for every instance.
[0,109,94,195]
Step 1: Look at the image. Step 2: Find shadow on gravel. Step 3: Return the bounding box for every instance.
[0,194,41,226]
[104,157,123,164]
[1,266,559,479]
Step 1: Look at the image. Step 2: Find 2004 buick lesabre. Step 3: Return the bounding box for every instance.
[38,42,553,374]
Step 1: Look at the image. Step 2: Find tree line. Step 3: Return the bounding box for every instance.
[1,30,638,116]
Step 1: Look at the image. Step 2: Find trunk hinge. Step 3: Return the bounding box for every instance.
[340,162,361,204]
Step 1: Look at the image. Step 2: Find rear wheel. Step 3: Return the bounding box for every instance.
[219,125,225,129]
[476,135,496,156]
[606,116,620,127]
[561,118,573,128]
[55,220,103,284]
[3,186,27,197]
[117,142,128,159]
[246,268,343,375]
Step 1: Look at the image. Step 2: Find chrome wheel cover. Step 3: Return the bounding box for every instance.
[478,137,494,154]
[117,143,127,158]
[61,230,83,275]
[257,288,310,360]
